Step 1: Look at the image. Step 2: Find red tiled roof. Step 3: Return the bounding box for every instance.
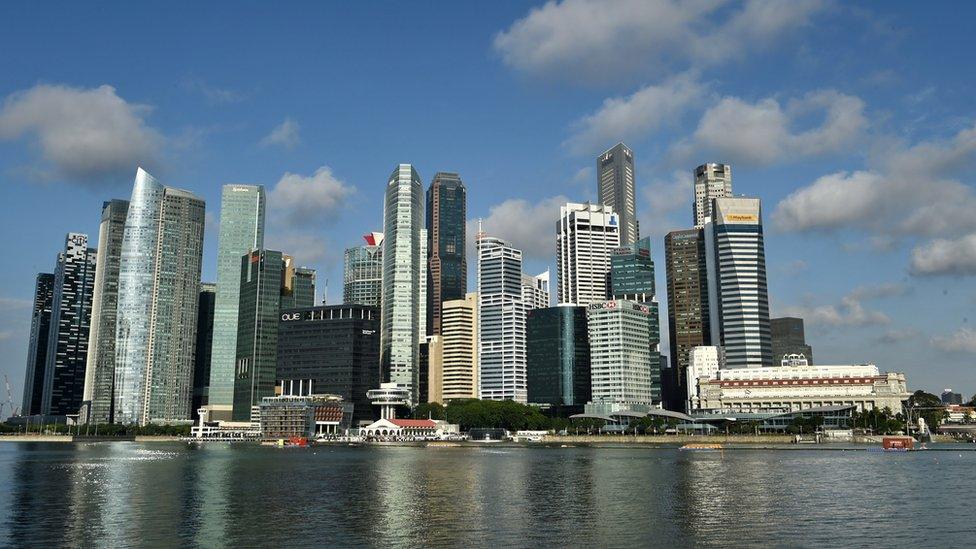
[390,419,437,428]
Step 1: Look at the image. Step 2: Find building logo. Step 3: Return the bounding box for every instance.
[281,312,303,322]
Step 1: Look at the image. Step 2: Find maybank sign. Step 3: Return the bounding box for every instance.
[724,213,757,223]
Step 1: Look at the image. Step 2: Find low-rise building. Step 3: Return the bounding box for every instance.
[259,393,353,439]
[944,405,976,424]
[358,418,457,439]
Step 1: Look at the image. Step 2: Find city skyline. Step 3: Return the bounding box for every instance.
[2,3,976,405]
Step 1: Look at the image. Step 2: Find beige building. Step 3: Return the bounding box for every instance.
[441,292,478,401]
[427,335,444,404]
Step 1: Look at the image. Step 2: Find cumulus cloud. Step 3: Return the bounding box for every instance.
[931,327,976,354]
[566,72,706,154]
[781,284,903,328]
[0,84,163,182]
[264,231,329,266]
[494,0,826,82]
[469,195,569,262]
[909,234,976,276]
[637,169,694,240]
[672,90,867,166]
[268,166,354,224]
[260,117,300,148]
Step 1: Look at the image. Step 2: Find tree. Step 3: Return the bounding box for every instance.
[412,402,445,420]
[907,390,948,432]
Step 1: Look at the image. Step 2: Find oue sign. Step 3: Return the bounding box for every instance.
[281,312,303,321]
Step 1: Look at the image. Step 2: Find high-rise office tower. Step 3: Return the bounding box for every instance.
[192,283,216,419]
[280,256,316,309]
[114,168,205,425]
[440,292,478,401]
[209,184,266,419]
[424,335,444,404]
[426,172,467,336]
[556,203,620,306]
[597,143,638,245]
[664,229,711,409]
[21,273,55,416]
[586,299,656,414]
[82,199,129,424]
[380,164,425,405]
[521,270,551,310]
[343,232,384,307]
[526,305,590,407]
[771,317,813,365]
[704,197,772,368]
[693,163,732,228]
[41,233,97,416]
[477,229,527,403]
[276,304,381,425]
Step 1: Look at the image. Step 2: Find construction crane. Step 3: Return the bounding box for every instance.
[1,375,18,419]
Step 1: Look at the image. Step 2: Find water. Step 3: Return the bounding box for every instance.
[0,442,972,547]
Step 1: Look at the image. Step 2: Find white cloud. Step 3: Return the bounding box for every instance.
[260,117,300,148]
[494,0,826,82]
[0,297,32,309]
[181,78,246,104]
[566,72,705,155]
[774,171,883,232]
[909,234,976,276]
[469,195,569,262]
[931,327,976,354]
[264,231,329,266]
[781,284,902,328]
[268,166,354,224]
[637,169,694,240]
[0,84,162,182]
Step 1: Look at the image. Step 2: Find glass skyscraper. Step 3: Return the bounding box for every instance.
[664,228,711,410]
[21,273,55,416]
[426,172,466,336]
[209,184,266,417]
[526,306,590,407]
[192,283,216,419]
[380,164,425,405]
[597,143,638,245]
[114,168,205,425]
[343,232,383,307]
[83,199,129,424]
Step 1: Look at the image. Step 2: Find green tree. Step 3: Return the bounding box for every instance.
[412,402,446,420]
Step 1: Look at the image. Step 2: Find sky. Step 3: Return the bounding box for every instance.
[1,1,975,410]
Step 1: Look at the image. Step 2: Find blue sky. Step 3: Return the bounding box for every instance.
[1,1,975,407]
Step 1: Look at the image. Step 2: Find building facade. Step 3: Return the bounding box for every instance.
[771,317,813,365]
[665,229,711,382]
[685,346,726,410]
[556,203,620,306]
[343,232,383,307]
[21,273,55,416]
[693,162,732,228]
[477,231,527,403]
[440,292,478,401]
[209,184,266,417]
[114,168,205,425]
[586,300,657,414]
[704,197,772,368]
[426,172,467,336]
[597,142,638,245]
[526,306,590,407]
[280,257,316,309]
[192,283,216,418]
[276,305,380,425]
[380,164,425,405]
[41,233,97,416]
[521,270,550,310]
[82,200,129,423]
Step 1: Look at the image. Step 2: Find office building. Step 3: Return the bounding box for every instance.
[693,163,732,228]
[425,335,444,404]
[704,197,772,368]
[41,233,97,416]
[280,257,316,309]
[556,203,620,306]
[665,229,711,381]
[477,229,527,403]
[82,199,129,423]
[380,164,425,405]
[521,270,551,310]
[426,172,467,335]
[192,283,216,418]
[597,142,638,245]
[114,168,205,425]
[343,232,384,307]
[586,299,657,414]
[526,306,590,407]
[21,273,55,416]
[209,184,266,419]
[685,346,726,410]
[441,292,478,401]
[276,304,380,425]
[259,392,354,439]
[941,390,964,406]
[771,317,813,365]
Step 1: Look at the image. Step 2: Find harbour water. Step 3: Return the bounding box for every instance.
[1,442,972,546]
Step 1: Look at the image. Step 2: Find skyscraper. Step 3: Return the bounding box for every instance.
[114,168,205,425]
[771,317,813,365]
[21,273,54,416]
[426,172,467,336]
[209,184,266,419]
[556,203,620,306]
[597,143,638,245]
[192,283,216,419]
[693,163,732,228]
[704,197,772,368]
[586,299,656,414]
[41,233,97,416]
[343,232,384,307]
[83,199,129,424]
[440,292,478,401]
[380,164,425,405]
[521,270,551,310]
[664,229,711,409]
[477,230,527,403]
[280,256,316,309]
[526,305,590,407]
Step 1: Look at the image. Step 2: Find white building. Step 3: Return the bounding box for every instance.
[686,346,726,410]
[585,299,656,415]
[689,363,910,414]
[693,163,732,228]
[522,270,550,310]
[557,203,620,306]
[477,229,527,403]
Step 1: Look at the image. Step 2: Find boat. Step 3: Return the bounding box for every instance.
[680,443,723,451]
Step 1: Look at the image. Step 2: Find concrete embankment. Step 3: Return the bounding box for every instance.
[545,434,794,445]
[0,435,183,443]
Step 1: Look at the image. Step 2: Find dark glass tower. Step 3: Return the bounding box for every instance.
[771,317,813,365]
[22,273,55,416]
[193,283,216,419]
[664,229,711,410]
[526,306,590,407]
[426,172,467,336]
